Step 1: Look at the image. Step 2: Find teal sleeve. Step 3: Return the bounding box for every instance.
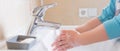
[98,0,116,23]
[103,14,120,39]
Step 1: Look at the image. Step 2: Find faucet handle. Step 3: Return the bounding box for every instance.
[37,21,61,29]
[46,2,57,8]
[32,2,58,21]
[32,2,57,17]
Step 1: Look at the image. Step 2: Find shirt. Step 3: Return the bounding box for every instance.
[115,0,120,16]
[98,0,120,39]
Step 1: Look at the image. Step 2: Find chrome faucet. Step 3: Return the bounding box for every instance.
[27,3,61,35]
[33,3,57,21]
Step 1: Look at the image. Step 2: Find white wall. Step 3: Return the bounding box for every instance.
[0,0,38,38]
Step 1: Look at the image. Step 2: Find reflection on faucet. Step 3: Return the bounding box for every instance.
[33,3,57,21]
[27,3,61,35]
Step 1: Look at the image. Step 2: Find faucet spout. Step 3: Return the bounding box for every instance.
[27,3,61,36]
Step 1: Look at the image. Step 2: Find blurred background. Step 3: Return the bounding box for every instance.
[0,0,108,40]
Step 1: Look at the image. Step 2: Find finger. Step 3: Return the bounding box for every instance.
[56,30,69,42]
[53,41,67,51]
[56,34,66,41]
[65,45,73,50]
[52,38,65,47]
[53,44,67,51]
[55,32,66,42]
[54,41,67,48]
[56,44,73,51]
[52,30,70,47]
[52,34,66,46]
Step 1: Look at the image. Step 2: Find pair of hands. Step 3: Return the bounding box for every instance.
[52,30,81,51]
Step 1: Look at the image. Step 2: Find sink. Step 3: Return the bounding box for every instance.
[32,26,118,51]
[0,26,119,51]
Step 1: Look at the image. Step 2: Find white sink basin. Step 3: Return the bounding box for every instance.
[31,26,119,51]
[1,26,119,51]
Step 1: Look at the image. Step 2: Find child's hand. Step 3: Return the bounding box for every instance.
[52,30,81,51]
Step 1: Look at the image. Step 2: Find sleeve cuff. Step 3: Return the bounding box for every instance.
[98,16,105,23]
[103,17,120,39]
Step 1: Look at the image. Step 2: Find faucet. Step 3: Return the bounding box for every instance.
[27,3,61,35]
[33,3,57,21]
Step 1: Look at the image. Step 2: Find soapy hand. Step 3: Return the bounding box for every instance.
[52,30,81,51]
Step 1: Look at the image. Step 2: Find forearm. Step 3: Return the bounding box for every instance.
[76,17,102,33]
[78,24,108,45]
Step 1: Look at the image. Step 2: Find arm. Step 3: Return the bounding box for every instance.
[76,17,101,33]
[52,16,120,51]
[52,0,116,50]
[79,15,120,45]
[52,24,108,51]
[76,0,116,33]
[78,24,108,45]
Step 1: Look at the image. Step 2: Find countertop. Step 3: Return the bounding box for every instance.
[0,26,119,51]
